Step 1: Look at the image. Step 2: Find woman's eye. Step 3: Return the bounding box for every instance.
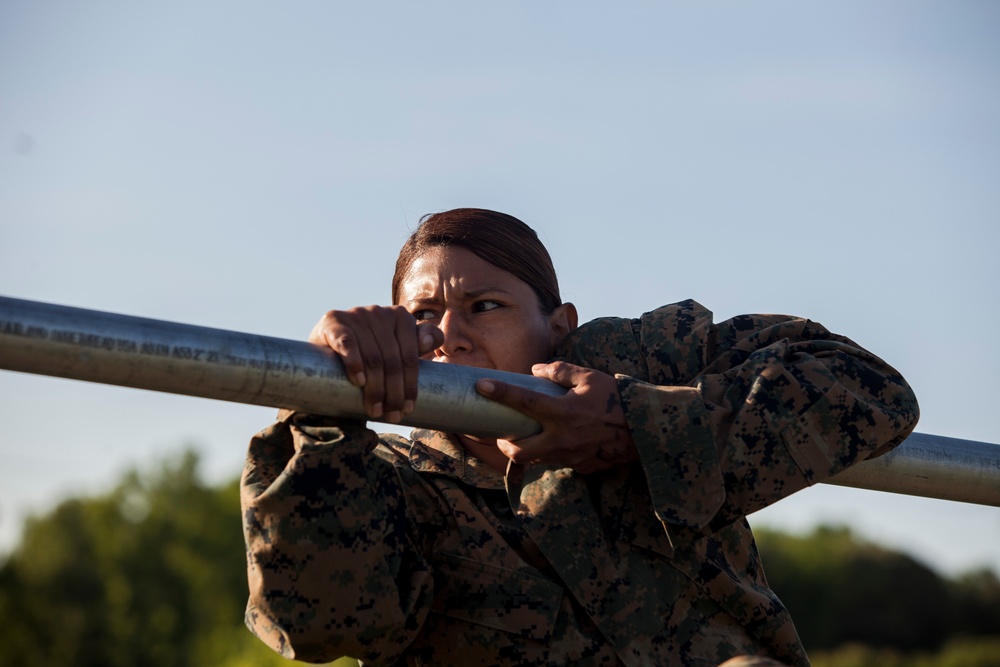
[412,309,437,322]
[473,300,501,313]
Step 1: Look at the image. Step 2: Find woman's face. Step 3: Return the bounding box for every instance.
[397,246,574,374]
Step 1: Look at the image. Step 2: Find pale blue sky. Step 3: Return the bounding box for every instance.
[1,2,998,574]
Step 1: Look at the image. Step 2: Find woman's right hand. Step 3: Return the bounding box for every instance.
[308,306,443,423]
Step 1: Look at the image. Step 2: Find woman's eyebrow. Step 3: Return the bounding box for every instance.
[463,287,512,299]
[408,287,512,305]
[405,296,439,306]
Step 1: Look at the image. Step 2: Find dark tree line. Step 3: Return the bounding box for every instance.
[754,525,1000,654]
[0,451,304,667]
[0,450,997,667]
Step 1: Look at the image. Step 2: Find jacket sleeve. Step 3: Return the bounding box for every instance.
[557,300,920,533]
[240,411,434,664]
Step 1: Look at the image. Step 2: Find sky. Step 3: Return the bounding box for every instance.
[1,2,998,576]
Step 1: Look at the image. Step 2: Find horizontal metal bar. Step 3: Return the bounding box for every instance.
[826,432,1000,506]
[0,295,563,440]
[2,295,998,506]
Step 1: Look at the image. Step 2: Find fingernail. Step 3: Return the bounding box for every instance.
[387,410,402,423]
[403,400,415,415]
[371,402,383,418]
[478,380,495,395]
[421,333,434,349]
[355,371,366,387]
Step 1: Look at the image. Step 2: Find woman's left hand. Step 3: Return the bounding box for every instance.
[476,361,639,474]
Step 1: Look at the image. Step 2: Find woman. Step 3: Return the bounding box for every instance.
[241,209,919,666]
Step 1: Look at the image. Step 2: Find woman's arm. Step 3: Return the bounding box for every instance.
[241,412,434,663]
[481,300,919,532]
[619,304,919,531]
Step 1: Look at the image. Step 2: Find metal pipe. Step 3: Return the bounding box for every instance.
[0,295,564,439]
[826,432,1000,506]
[2,295,998,506]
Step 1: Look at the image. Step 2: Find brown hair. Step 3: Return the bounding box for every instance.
[391,208,561,313]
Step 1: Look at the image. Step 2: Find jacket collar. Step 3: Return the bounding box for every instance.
[406,429,507,490]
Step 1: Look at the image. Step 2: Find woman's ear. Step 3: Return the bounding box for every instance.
[548,302,578,345]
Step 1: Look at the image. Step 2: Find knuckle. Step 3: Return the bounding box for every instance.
[324,309,355,326]
[381,356,404,374]
[519,390,538,410]
[374,306,397,324]
[391,304,414,320]
[332,331,358,353]
[498,441,519,457]
[346,305,380,320]
[361,351,384,370]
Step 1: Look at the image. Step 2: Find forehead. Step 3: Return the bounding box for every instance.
[399,246,533,300]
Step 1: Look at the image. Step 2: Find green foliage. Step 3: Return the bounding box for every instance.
[809,637,1000,667]
[755,525,1000,654]
[0,450,350,667]
[954,568,1000,637]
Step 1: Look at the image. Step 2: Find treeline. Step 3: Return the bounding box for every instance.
[0,451,296,667]
[754,527,1000,667]
[0,450,997,667]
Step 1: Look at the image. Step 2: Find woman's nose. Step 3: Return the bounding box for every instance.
[434,310,473,358]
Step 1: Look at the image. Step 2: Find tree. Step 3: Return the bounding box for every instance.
[0,450,278,667]
[754,525,998,653]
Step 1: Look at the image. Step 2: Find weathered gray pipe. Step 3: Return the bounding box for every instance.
[0,295,564,439]
[1,295,998,507]
[825,432,1000,505]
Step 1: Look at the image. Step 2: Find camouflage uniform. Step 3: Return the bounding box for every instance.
[241,300,919,666]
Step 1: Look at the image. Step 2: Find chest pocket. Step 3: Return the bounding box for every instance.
[610,467,677,561]
[430,552,564,642]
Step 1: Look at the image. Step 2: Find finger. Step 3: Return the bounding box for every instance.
[496,438,543,466]
[313,314,369,389]
[496,438,526,464]
[391,309,422,417]
[365,307,417,421]
[351,318,390,420]
[327,309,392,420]
[531,360,589,388]
[476,378,557,420]
[416,323,443,356]
[497,436,578,468]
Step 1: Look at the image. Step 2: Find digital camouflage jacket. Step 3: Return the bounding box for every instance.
[241,300,919,666]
